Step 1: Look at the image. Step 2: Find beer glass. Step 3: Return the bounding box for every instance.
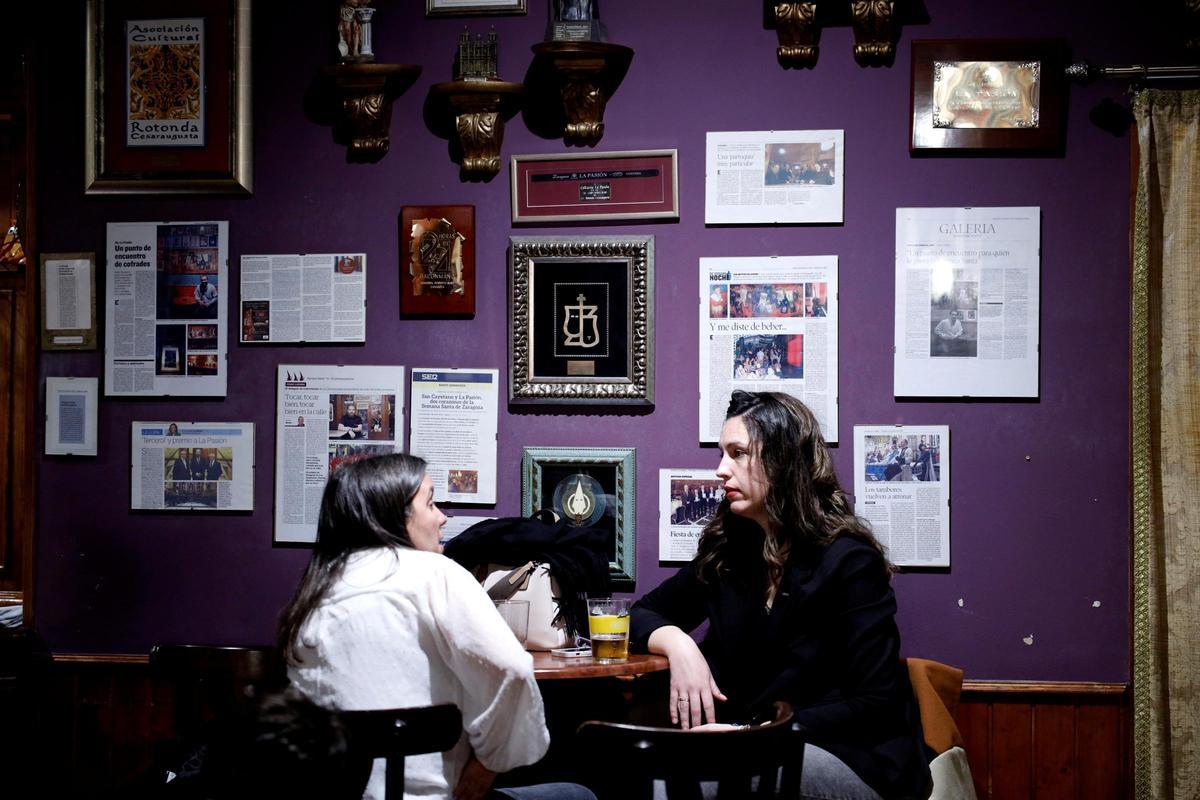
[495,600,529,645]
[586,597,630,663]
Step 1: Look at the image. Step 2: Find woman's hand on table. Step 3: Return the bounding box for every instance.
[453,753,496,800]
[648,625,726,730]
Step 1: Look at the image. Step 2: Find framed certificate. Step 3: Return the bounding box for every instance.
[40,253,98,350]
[509,235,654,406]
[910,39,1068,153]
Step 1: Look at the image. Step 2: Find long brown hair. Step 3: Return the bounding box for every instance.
[694,391,891,591]
[277,454,427,664]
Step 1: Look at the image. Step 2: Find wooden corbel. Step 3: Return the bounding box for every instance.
[770,2,820,69]
[848,0,898,67]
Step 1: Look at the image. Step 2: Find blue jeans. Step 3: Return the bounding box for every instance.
[653,744,882,800]
[492,782,598,800]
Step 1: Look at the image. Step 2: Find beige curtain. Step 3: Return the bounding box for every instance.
[1132,89,1200,800]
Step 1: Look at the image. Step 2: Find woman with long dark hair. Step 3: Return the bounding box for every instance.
[279,454,594,800]
[631,392,930,799]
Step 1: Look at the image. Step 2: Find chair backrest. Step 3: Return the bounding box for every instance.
[905,657,965,755]
[576,701,802,800]
[335,704,463,800]
[149,643,283,764]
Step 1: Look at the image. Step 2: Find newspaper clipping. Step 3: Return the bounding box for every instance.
[125,18,206,147]
[893,207,1040,397]
[658,468,722,562]
[275,364,405,543]
[699,255,838,443]
[45,377,98,456]
[104,221,228,397]
[705,130,844,224]
[240,253,366,343]
[410,368,499,505]
[130,421,254,511]
[853,425,950,568]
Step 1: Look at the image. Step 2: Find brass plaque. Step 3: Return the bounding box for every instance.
[932,60,1040,129]
[409,217,465,296]
[566,360,595,376]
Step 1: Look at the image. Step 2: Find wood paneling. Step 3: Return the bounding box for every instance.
[958,681,1131,800]
[6,659,1133,798]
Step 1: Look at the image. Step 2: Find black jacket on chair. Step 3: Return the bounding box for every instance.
[631,536,931,800]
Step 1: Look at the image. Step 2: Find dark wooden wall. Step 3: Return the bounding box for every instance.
[0,656,1132,799]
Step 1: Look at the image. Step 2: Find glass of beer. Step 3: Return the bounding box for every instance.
[586,597,630,663]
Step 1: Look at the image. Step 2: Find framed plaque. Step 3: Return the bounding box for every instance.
[84,0,253,194]
[509,235,653,406]
[910,39,1068,154]
[400,205,475,317]
[426,0,526,16]
[511,150,679,224]
[522,446,636,589]
[40,253,98,350]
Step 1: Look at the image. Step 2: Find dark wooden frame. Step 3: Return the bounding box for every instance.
[84,0,253,194]
[399,205,475,317]
[910,39,1069,154]
[40,253,98,350]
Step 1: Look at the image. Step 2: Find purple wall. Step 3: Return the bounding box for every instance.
[32,1,1169,681]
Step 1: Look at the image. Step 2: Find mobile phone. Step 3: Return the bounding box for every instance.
[550,646,592,658]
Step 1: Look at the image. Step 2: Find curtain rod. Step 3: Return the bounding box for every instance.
[1066,62,1200,83]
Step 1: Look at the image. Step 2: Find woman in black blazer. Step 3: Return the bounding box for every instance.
[631,391,931,799]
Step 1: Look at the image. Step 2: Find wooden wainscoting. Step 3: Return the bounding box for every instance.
[957,681,1130,800]
[6,655,1132,798]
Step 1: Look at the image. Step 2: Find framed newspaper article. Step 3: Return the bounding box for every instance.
[508,235,654,406]
[893,207,1040,397]
[130,421,255,511]
[84,0,253,194]
[705,130,843,224]
[853,425,950,568]
[910,39,1068,153]
[45,377,99,456]
[522,446,636,589]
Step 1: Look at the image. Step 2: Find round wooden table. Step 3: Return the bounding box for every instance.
[531,651,669,680]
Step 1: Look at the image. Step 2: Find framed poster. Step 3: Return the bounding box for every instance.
[45,377,99,456]
[509,235,654,405]
[40,253,98,350]
[84,0,253,194]
[511,150,679,224]
[910,39,1068,153]
[400,206,475,316]
[522,446,636,588]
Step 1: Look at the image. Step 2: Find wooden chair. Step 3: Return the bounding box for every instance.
[575,700,802,800]
[335,704,463,799]
[148,643,284,769]
[906,658,978,800]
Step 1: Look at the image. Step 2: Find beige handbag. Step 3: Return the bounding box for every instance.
[478,561,571,651]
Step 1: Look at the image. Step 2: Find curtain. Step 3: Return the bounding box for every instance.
[1132,89,1200,800]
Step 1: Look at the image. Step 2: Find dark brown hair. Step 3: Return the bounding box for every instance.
[277,454,427,664]
[694,391,891,590]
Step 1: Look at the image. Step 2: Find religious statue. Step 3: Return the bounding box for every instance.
[338,0,376,62]
[548,0,606,41]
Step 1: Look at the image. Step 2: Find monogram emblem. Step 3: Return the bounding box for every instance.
[562,293,600,348]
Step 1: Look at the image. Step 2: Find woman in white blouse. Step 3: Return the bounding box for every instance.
[278,454,595,800]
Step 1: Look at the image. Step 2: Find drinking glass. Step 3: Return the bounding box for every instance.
[586,597,630,663]
[495,600,529,645]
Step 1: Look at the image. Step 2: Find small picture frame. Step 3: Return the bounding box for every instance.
[511,150,679,224]
[426,0,526,16]
[40,253,98,350]
[45,377,99,456]
[910,39,1069,154]
[522,446,636,588]
[400,205,475,317]
[509,235,654,405]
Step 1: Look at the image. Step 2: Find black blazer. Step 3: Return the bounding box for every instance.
[631,536,931,799]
